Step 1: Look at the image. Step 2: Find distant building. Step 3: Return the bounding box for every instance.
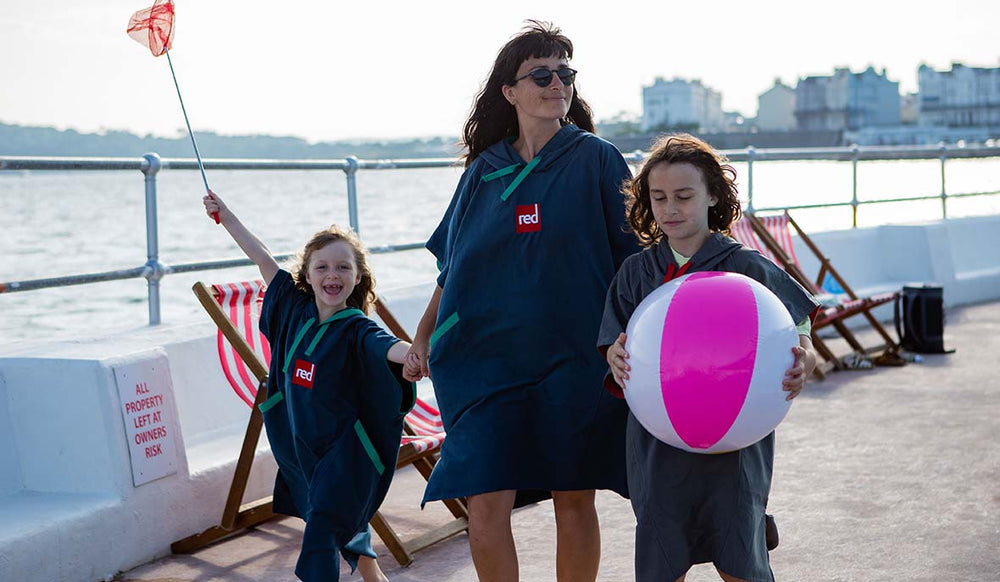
[641,77,724,133]
[918,63,1000,127]
[795,67,901,131]
[900,93,919,125]
[756,79,796,131]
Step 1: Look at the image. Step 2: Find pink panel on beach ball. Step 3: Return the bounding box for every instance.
[659,272,758,449]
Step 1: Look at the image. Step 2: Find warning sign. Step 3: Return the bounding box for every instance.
[114,358,179,486]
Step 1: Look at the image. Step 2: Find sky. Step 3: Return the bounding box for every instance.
[1,0,998,142]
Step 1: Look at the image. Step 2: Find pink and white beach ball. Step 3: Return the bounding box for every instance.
[623,271,798,454]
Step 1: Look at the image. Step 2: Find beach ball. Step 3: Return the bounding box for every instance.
[623,271,798,454]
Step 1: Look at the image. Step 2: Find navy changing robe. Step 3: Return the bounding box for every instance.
[597,234,819,582]
[259,270,416,582]
[423,125,640,504]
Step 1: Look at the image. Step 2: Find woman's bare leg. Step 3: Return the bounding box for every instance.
[717,569,751,582]
[467,490,518,582]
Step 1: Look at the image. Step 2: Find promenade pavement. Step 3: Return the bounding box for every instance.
[116,301,1000,582]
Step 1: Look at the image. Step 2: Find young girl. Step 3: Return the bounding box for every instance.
[203,193,420,582]
[597,134,820,582]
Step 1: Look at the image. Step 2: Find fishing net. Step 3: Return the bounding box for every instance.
[126,0,175,57]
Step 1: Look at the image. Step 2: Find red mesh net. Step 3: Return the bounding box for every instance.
[126,0,175,57]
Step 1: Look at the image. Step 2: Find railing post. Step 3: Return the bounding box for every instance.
[851,143,860,228]
[344,155,360,235]
[746,146,755,213]
[141,153,164,325]
[939,142,948,219]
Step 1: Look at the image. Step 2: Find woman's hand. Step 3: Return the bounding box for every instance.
[606,332,630,389]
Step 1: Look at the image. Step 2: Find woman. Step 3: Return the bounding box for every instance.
[406,21,639,581]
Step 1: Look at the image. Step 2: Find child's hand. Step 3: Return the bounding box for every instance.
[402,351,423,382]
[203,190,228,223]
[782,345,810,400]
[406,340,431,381]
[606,332,630,389]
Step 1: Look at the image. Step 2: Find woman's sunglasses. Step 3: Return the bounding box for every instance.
[514,67,577,88]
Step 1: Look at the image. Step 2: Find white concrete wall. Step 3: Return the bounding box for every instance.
[0,327,277,582]
[794,214,1000,309]
[0,374,21,495]
[0,214,998,582]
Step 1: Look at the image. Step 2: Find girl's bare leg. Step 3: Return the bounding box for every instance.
[552,489,600,582]
[356,555,388,582]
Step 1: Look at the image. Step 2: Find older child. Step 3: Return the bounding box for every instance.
[598,134,819,582]
[204,193,419,582]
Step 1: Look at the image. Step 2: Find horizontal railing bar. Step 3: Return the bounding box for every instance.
[0,266,148,293]
[0,243,432,293]
[160,159,351,171]
[367,242,428,254]
[944,189,1000,199]
[164,254,297,275]
[3,144,999,173]
[754,189,1000,214]
[0,157,147,171]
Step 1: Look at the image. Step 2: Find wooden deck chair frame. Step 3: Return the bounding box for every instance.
[171,281,468,567]
[743,212,900,373]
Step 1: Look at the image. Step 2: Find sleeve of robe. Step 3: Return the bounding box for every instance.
[426,161,485,288]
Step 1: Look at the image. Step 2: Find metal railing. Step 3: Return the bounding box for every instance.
[2,143,998,325]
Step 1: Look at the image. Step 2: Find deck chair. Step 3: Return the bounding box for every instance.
[731,212,900,375]
[171,280,468,566]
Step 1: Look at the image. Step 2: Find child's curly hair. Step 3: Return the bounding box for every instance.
[290,225,376,315]
[623,133,742,247]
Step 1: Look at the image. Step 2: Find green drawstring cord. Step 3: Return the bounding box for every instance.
[282,317,315,374]
[481,156,542,201]
[482,164,519,182]
[500,156,540,201]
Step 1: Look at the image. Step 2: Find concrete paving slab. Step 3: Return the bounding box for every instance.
[116,301,1000,581]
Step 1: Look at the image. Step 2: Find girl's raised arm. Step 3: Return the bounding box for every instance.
[203,192,279,285]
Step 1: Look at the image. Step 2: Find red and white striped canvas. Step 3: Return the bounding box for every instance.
[731,214,800,270]
[731,218,774,263]
[213,280,271,408]
[756,214,801,267]
[400,397,446,453]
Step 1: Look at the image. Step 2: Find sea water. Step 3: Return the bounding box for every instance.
[1,158,998,346]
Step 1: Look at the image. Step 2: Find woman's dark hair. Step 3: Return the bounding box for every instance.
[461,20,594,166]
[623,133,742,247]
[290,225,376,314]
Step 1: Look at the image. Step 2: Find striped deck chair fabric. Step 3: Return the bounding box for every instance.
[730,212,900,375]
[732,215,802,270]
[213,280,270,407]
[400,397,446,454]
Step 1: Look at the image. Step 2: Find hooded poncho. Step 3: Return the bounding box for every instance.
[598,233,819,582]
[259,270,415,581]
[423,125,640,504]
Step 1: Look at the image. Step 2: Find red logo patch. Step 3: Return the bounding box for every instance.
[516,204,541,233]
[291,359,315,389]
